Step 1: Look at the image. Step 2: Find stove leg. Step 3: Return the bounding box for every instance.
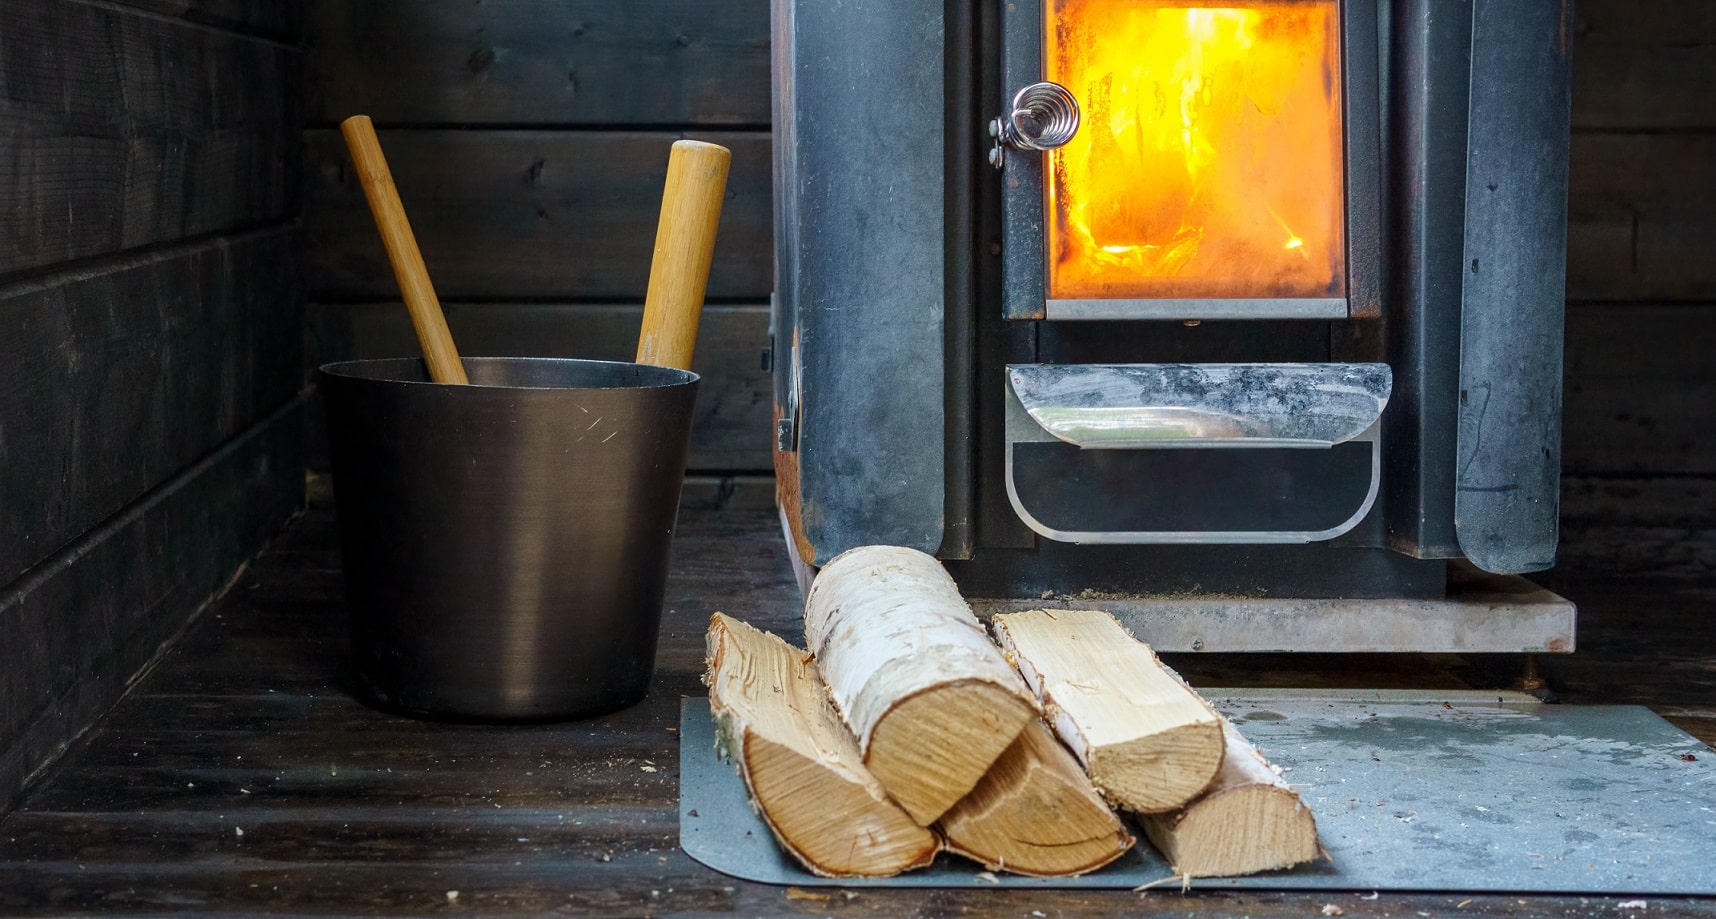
[1520,653,1544,691]
[1515,653,1558,702]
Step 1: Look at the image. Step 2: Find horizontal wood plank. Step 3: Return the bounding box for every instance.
[304,302,771,471]
[0,807,679,865]
[1566,304,1716,381]
[104,0,304,39]
[1563,379,1716,476]
[1567,133,1716,302]
[1558,476,1716,579]
[680,474,777,512]
[1571,0,1716,131]
[0,401,304,813]
[0,229,304,586]
[302,130,772,301]
[303,0,769,126]
[1562,303,1716,478]
[0,855,765,916]
[1562,475,1716,528]
[0,0,300,278]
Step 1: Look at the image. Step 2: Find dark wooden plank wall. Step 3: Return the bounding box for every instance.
[1558,0,1716,580]
[301,0,773,474]
[0,0,304,811]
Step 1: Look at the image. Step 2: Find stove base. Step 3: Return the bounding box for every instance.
[777,506,1573,653]
[969,566,1574,653]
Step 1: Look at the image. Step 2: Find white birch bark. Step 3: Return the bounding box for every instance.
[992,608,1226,813]
[804,545,1038,824]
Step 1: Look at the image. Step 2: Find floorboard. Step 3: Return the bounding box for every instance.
[0,503,1711,917]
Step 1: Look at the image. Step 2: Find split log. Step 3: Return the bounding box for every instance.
[1140,718,1323,878]
[937,720,1134,877]
[804,546,1039,825]
[704,613,940,877]
[991,609,1225,813]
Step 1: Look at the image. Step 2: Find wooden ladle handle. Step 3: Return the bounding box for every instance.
[636,140,732,371]
[340,115,468,385]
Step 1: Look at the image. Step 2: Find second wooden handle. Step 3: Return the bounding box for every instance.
[636,140,732,371]
[341,115,468,385]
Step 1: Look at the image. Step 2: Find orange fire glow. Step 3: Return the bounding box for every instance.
[1045,0,1346,301]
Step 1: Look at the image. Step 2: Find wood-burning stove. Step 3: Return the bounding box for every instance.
[769,0,1576,652]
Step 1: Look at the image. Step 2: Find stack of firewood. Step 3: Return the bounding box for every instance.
[704,546,1323,879]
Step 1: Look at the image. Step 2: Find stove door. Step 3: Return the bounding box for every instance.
[998,0,1381,321]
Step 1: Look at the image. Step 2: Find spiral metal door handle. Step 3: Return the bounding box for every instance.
[989,81,1081,168]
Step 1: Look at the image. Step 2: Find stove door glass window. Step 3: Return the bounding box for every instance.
[1046,0,1346,302]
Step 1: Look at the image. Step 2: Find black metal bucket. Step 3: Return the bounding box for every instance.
[319,357,700,721]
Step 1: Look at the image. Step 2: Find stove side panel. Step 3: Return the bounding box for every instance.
[774,0,948,558]
[1456,0,1573,573]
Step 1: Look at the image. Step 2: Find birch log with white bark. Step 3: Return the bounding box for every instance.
[704,613,940,877]
[991,609,1225,813]
[1140,718,1322,878]
[937,720,1134,877]
[804,546,1040,825]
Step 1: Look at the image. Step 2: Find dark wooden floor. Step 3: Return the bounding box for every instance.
[0,498,1712,917]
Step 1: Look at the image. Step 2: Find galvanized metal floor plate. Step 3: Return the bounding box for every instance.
[679,691,1716,893]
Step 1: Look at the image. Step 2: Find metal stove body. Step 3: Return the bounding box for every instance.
[769,0,1576,652]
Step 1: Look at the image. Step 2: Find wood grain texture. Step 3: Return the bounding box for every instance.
[637,140,731,370]
[1570,0,1716,131]
[1562,304,1716,478]
[1565,305,1716,383]
[1559,476,1716,579]
[1139,718,1321,879]
[305,302,771,471]
[0,229,303,587]
[338,116,469,384]
[937,720,1133,877]
[705,614,938,878]
[1559,305,1716,569]
[302,0,769,126]
[1558,0,1716,571]
[1567,134,1716,303]
[1563,381,1716,477]
[108,0,305,39]
[0,0,299,278]
[0,401,303,814]
[302,130,771,301]
[992,609,1225,814]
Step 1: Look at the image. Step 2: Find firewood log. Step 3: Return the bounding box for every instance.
[991,609,1225,813]
[937,720,1134,877]
[704,613,940,877]
[804,546,1040,825]
[1140,718,1323,878]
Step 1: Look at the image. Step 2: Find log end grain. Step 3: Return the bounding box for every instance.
[706,613,940,877]
[1087,719,1226,814]
[1141,782,1321,879]
[740,734,941,877]
[865,678,1040,826]
[939,721,1134,877]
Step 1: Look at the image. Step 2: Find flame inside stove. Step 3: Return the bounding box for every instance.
[1046,0,1346,301]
